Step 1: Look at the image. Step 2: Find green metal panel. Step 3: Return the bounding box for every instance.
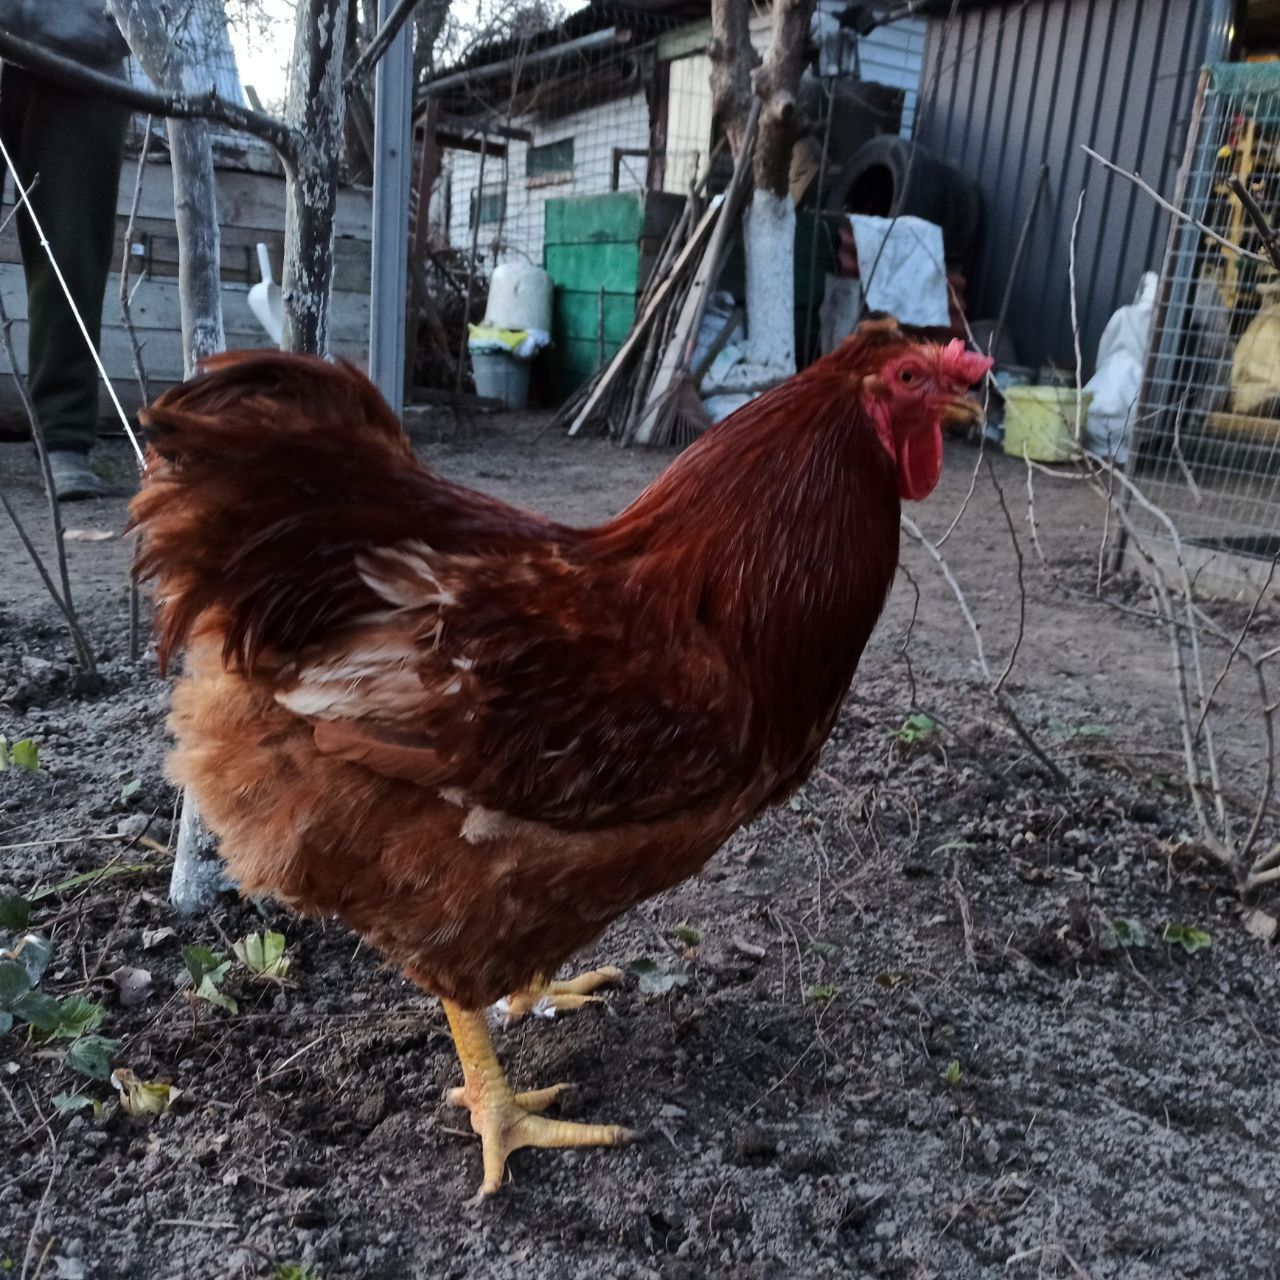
[545,191,646,246]
[544,243,640,295]
[553,289,636,344]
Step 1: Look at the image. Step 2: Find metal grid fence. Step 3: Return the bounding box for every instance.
[1131,62,1280,591]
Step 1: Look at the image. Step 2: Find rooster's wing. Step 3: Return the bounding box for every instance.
[276,538,752,830]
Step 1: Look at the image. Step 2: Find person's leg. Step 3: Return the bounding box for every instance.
[0,63,129,495]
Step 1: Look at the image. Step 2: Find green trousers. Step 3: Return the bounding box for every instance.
[0,63,129,453]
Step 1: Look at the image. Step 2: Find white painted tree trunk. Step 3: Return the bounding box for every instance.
[736,188,797,383]
[111,0,231,913]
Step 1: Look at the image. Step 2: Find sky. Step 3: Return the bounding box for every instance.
[226,0,298,109]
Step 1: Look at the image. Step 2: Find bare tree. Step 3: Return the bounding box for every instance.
[709,0,816,388]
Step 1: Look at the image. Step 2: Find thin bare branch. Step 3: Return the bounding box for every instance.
[1082,145,1272,267]
[0,27,297,159]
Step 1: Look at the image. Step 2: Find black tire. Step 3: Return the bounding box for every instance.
[836,135,981,264]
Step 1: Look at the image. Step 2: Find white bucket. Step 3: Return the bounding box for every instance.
[484,263,553,333]
[471,350,531,410]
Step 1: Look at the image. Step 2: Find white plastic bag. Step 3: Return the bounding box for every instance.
[1082,272,1158,462]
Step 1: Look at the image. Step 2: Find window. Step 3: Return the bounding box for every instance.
[469,184,506,229]
[526,137,574,185]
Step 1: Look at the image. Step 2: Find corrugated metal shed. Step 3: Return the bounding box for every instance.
[913,0,1232,372]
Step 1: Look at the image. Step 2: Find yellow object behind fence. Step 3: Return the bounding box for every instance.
[1003,386,1091,462]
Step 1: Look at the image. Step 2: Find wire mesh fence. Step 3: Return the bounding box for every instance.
[1130,61,1280,595]
[406,5,928,399]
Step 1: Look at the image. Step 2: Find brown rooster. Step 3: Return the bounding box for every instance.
[130,316,991,1196]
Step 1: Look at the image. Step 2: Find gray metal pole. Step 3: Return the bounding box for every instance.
[369,0,414,418]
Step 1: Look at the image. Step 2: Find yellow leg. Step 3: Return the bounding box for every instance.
[503,964,624,1022]
[441,998,632,1198]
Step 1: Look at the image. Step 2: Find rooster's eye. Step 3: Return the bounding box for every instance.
[899,369,916,385]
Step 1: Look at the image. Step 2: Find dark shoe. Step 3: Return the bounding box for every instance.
[47,451,104,501]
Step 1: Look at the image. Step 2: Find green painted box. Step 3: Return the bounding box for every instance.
[543,191,684,399]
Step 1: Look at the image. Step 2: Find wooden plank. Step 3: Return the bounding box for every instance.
[545,242,640,294]
[656,20,711,61]
[567,199,719,435]
[553,289,636,344]
[0,263,370,345]
[0,318,367,384]
[1,161,373,241]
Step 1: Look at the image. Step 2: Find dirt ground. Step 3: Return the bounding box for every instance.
[1,415,1278,1280]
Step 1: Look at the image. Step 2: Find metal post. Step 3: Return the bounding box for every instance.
[369,0,414,418]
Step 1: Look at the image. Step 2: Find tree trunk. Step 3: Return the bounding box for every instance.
[709,0,815,390]
[109,1,227,372]
[709,0,756,160]
[281,0,350,355]
[110,0,230,912]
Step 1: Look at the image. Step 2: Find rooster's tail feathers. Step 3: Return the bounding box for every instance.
[129,350,416,675]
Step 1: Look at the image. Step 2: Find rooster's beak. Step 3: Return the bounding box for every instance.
[941,396,985,428]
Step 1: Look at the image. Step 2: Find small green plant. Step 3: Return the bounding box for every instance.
[943,1060,962,1086]
[1101,918,1150,951]
[233,930,292,981]
[1163,923,1212,955]
[112,1067,179,1116]
[1,903,119,1084]
[807,939,839,959]
[182,944,238,1013]
[895,713,939,746]
[670,923,701,948]
[628,957,690,996]
[273,1264,320,1280]
[0,737,39,771]
[805,983,841,1002]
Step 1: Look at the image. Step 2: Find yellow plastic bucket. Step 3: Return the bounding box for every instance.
[1003,386,1090,462]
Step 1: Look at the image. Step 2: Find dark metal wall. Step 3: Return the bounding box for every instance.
[914,0,1232,372]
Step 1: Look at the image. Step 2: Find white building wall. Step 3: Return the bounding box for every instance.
[664,53,714,194]
[444,90,652,269]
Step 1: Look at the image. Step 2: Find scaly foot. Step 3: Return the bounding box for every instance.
[502,965,624,1022]
[441,998,633,1197]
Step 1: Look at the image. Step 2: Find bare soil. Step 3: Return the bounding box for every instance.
[1,417,1278,1280]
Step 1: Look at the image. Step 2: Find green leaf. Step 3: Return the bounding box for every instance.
[670,924,701,948]
[0,896,30,931]
[805,983,841,1002]
[0,959,32,1009]
[10,739,39,771]
[896,713,939,745]
[13,990,63,1032]
[119,777,142,803]
[807,940,839,959]
[944,1059,962,1086]
[196,976,238,1014]
[112,1068,179,1116]
[51,1092,97,1115]
[233,930,291,980]
[0,735,8,770]
[627,957,690,996]
[29,862,161,903]
[54,995,107,1039]
[1104,918,1150,950]
[14,934,52,985]
[66,1035,120,1081]
[1073,722,1113,738]
[1163,923,1212,955]
[181,944,227,986]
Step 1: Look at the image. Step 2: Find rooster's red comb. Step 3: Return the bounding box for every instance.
[939,339,995,386]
